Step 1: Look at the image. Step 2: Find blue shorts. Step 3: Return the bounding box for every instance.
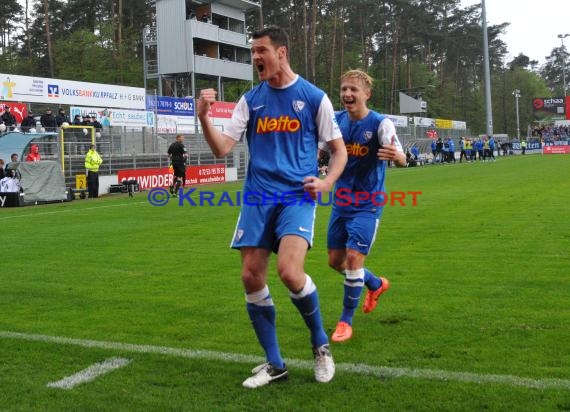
[231,203,316,252]
[327,212,380,255]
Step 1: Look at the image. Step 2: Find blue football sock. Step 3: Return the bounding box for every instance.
[364,268,382,291]
[340,269,365,325]
[290,275,328,348]
[245,286,284,369]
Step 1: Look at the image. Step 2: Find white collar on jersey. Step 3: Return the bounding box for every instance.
[269,74,299,90]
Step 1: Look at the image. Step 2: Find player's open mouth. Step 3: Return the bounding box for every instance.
[256,64,265,74]
[343,98,356,105]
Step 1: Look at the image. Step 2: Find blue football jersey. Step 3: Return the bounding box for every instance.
[224,75,342,198]
[332,110,403,217]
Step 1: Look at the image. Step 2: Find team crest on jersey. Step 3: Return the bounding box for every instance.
[363,131,374,142]
[235,229,244,241]
[292,100,305,113]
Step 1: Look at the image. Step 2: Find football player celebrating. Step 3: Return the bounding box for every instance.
[326,69,406,342]
[197,27,347,388]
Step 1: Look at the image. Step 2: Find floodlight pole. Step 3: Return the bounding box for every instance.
[558,34,570,96]
[513,89,521,140]
[482,0,493,137]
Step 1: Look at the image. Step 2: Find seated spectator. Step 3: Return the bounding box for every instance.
[25,144,41,162]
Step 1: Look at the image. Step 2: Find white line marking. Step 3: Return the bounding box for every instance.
[0,202,147,221]
[2,330,569,390]
[46,357,131,389]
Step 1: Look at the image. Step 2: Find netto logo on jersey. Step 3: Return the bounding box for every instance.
[256,116,301,133]
[346,142,369,157]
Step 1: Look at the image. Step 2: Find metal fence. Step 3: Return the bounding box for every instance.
[23,122,474,186]
[25,125,249,186]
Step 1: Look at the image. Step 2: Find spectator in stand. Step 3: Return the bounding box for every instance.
[21,111,36,133]
[72,114,83,125]
[55,108,69,127]
[25,144,41,162]
[1,106,16,131]
[85,114,103,132]
[40,108,58,155]
[430,139,436,162]
[40,108,58,132]
[0,159,5,179]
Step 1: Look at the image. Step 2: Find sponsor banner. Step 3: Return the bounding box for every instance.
[145,96,194,116]
[452,120,467,130]
[156,115,196,134]
[435,118,453,129]
[413,116,436,127]
[0,102,28,123]
[532,97,566,121]
[208,101,235,119]
[543,145,570,154]
[544,140,570,146]
[512,141,542,150]
[386,114,408,128]
[0,73,145,110]
[118,165,226,189]
[70,106,154,128]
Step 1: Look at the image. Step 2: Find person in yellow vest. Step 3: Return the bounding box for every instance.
[521,139,527,155]
[85,144,103,198]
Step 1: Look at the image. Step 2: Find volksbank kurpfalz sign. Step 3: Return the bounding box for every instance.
[0,73,145,110]
[145,96,194,116]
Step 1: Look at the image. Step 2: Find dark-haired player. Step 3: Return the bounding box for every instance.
[197,26,347,388]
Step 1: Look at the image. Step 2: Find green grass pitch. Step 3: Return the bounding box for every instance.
[0,155,569,411]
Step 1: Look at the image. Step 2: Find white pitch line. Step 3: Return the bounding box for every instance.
[2,330,569,390]
[47,357,131,389]
[0,201,147,221]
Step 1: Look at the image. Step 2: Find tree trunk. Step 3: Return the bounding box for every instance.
[303,1,308,78]
[118,0,123,83]
[43,0,55,78]
[329,8,337,97]
[25,0,32,71]
[307,0,317,82]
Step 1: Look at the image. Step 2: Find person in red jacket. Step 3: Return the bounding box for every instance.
[25,144,41,162]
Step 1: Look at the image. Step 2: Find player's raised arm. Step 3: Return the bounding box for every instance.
[197,88,237,157]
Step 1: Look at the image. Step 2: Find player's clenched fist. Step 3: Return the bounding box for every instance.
[197,88,217,117]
